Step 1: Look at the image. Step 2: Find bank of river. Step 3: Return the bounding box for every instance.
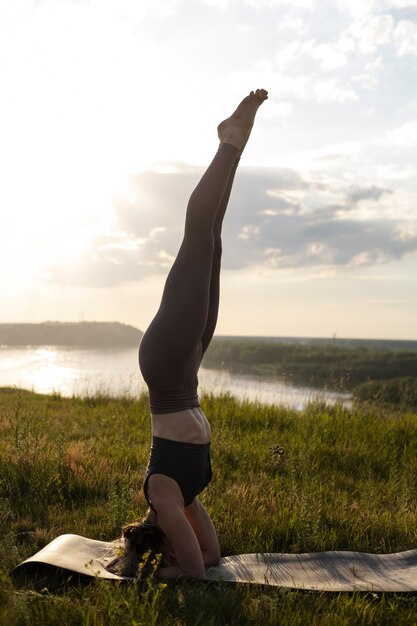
[0,345,350,409]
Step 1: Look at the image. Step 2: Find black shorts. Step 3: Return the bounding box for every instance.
[143,436,212,510]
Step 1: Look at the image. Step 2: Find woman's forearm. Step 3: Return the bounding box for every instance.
[156,500,206,578]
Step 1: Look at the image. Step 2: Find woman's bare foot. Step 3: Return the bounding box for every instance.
[217,89,268,153]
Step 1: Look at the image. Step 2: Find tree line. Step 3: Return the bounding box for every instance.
[203,337,417,394]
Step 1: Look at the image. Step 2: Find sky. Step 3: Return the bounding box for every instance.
[1,0,417,339]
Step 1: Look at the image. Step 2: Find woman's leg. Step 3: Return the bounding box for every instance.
[139,90,268,410]
[139,143,240,404]
[200,87,269,354]
[200,156,240,355]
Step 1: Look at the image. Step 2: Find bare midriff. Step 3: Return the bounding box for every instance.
[151,407,211,444]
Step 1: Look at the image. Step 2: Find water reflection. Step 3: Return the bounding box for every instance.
[199,367,350,410]
[0,346,351,409]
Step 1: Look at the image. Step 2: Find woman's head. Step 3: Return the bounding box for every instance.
[122,520,165,556]
[107,519,167,577]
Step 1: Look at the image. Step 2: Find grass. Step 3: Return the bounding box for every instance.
[1,386,417,624]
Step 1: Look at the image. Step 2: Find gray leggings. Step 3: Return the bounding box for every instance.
[139,142,240,413]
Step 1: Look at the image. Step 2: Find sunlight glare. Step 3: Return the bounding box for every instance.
[0,1,175,291]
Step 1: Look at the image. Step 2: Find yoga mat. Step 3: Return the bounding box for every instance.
[11,534,417,592]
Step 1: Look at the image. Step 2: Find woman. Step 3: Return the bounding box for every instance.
[111,89,268,580]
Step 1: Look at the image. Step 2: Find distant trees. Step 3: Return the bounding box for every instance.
[353,377,417,410]
[203,338,417,393]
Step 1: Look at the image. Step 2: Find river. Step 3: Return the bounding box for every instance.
[0,345,351,410]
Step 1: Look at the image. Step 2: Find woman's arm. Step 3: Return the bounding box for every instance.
[157,500,220,578]
[147,474,206,579]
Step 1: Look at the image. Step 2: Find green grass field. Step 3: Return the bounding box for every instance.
[1,387,417,625]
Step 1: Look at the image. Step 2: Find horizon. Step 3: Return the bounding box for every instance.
[1,0,416,340]
[1,319,417,344]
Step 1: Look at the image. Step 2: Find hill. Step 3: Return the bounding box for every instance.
[0,321,143,347]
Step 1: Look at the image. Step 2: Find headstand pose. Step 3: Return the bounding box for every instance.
[111,89,268,580]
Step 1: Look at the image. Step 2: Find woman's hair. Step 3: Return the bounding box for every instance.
[106,519,166,578]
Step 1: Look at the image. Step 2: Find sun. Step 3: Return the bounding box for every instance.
[0,2,161,289]
[0,0,219,303]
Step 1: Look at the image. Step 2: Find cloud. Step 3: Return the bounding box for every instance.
[90,0,183,22]
[346,185,390,204]
[201,0,314,8]
[346,14,395,54]
[224,178,413,272]
[394,19,417,55]
[313,78,358,102]
[385,0,417,9]
[239,11,408,105]
[46,163,417,287]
